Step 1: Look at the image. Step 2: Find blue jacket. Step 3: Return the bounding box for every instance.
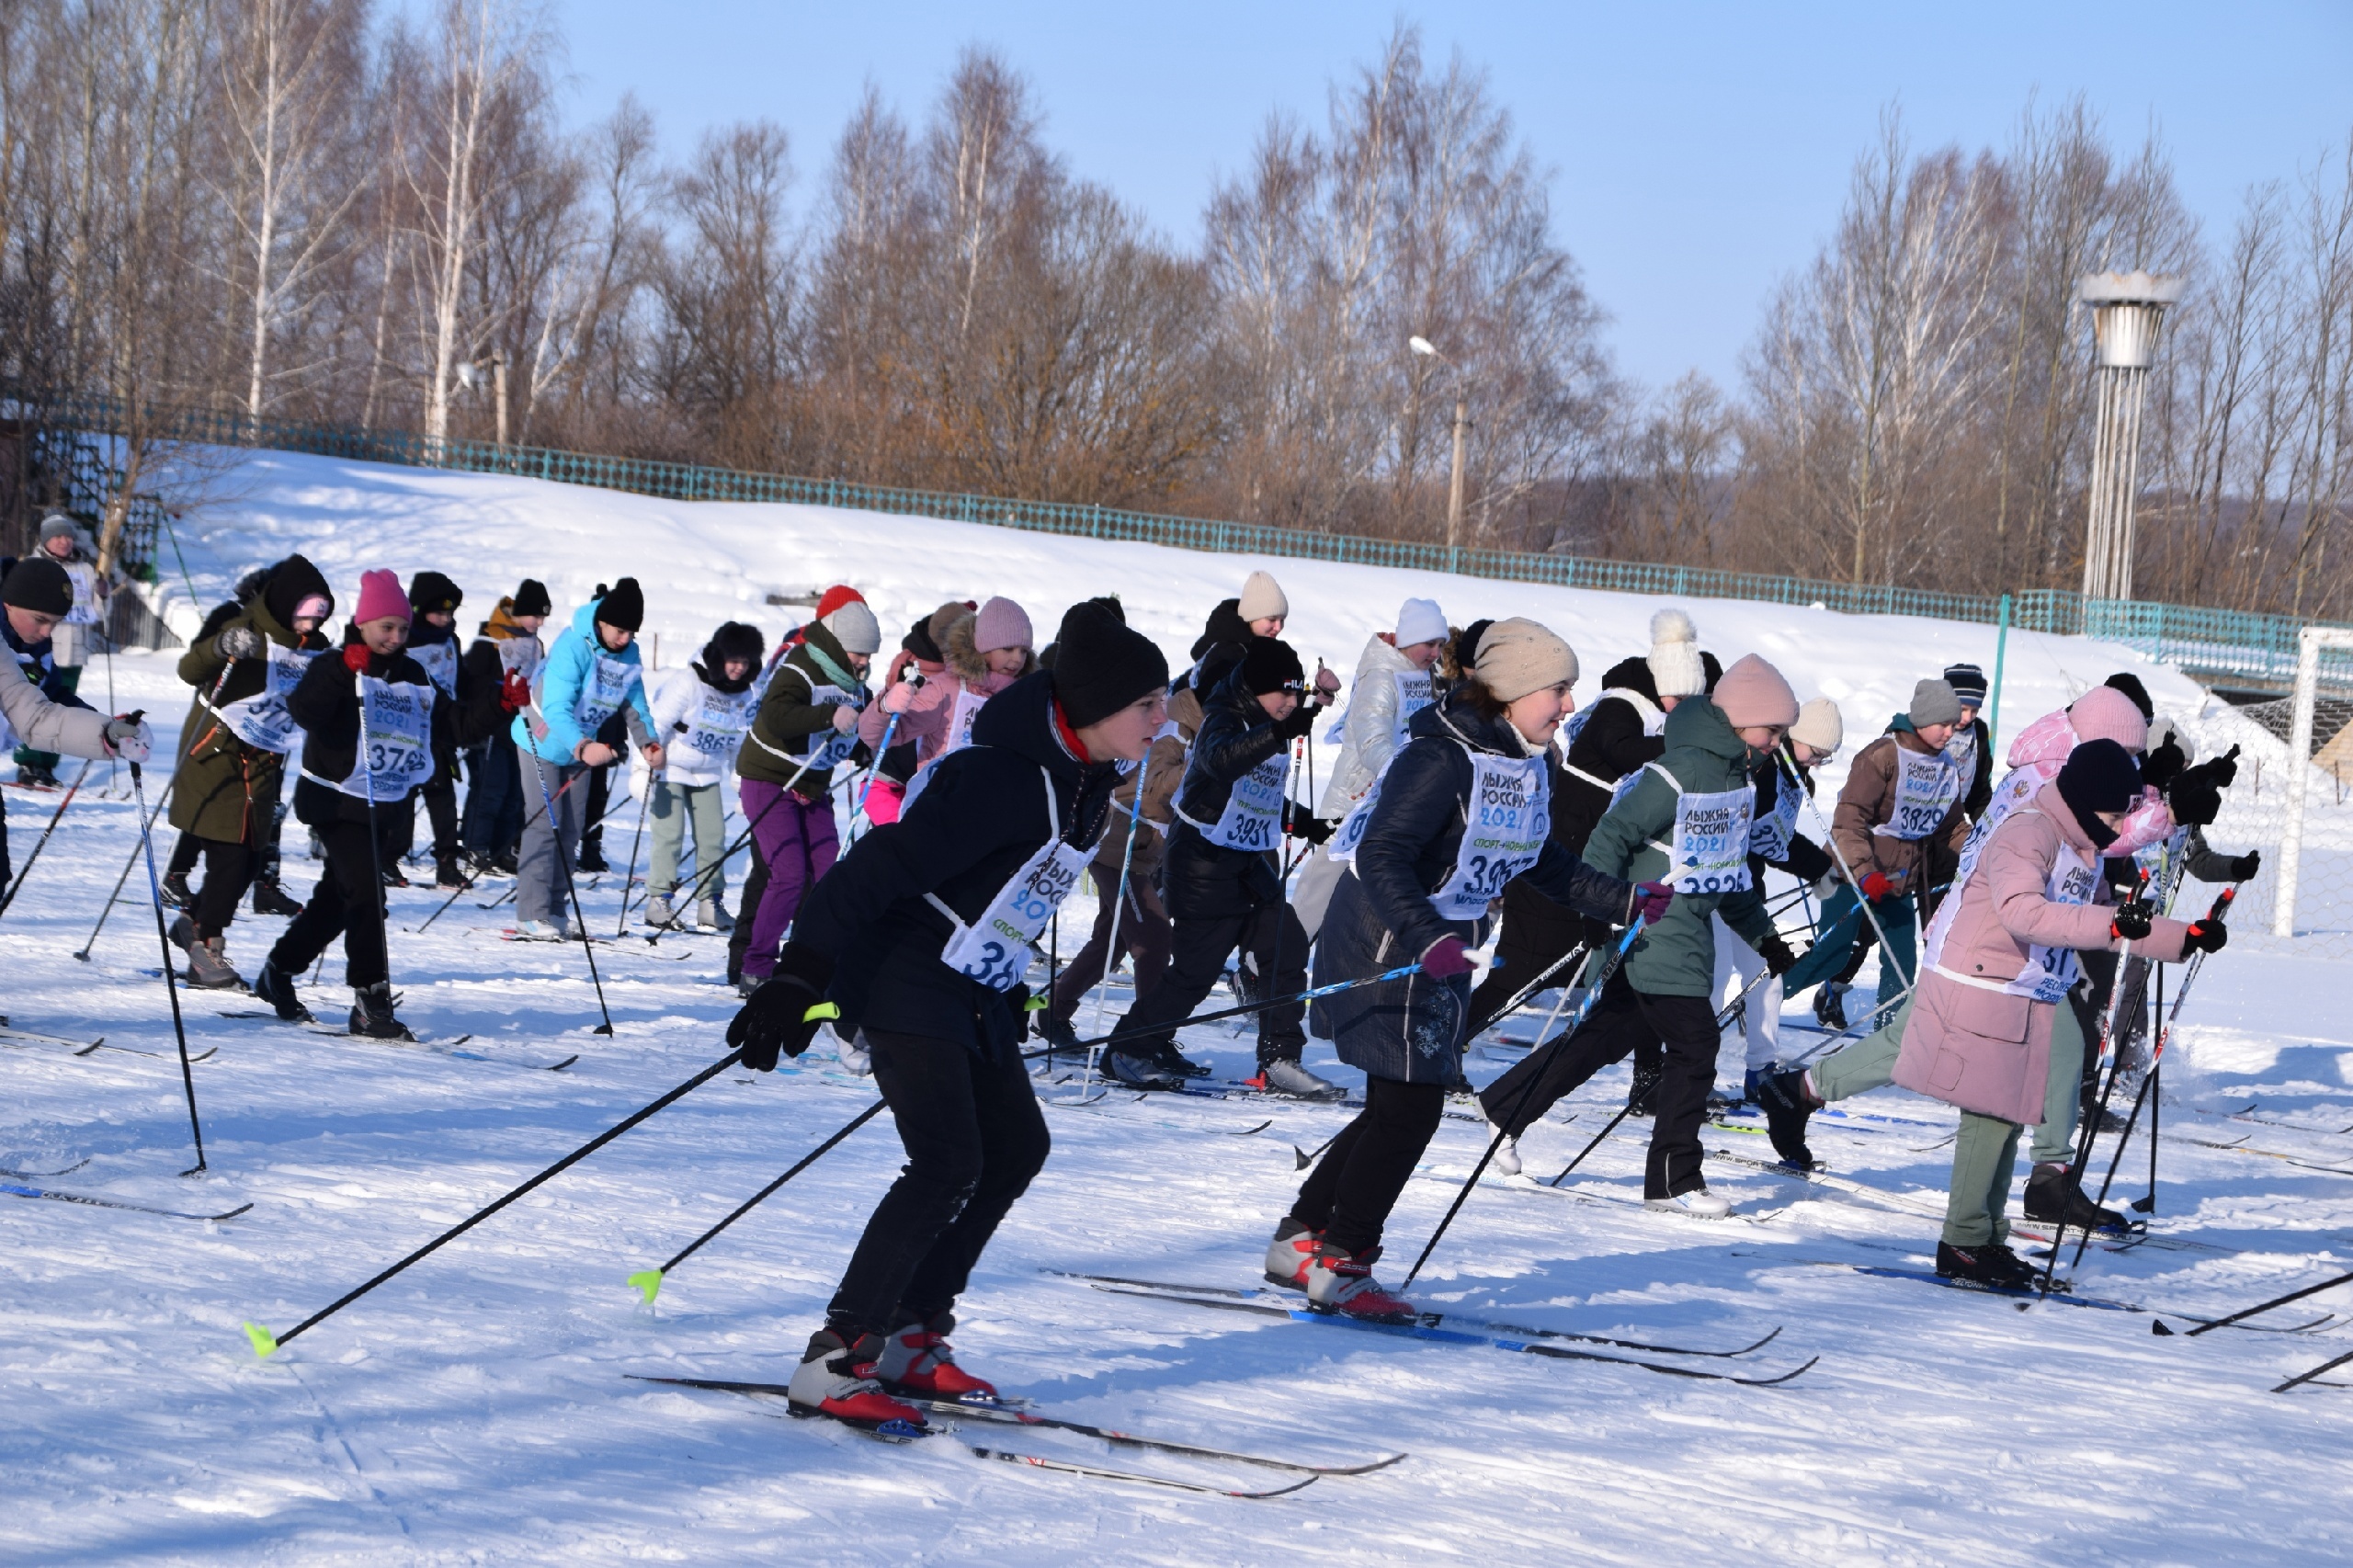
[1312,692,1633,1084]
[511,599,656,764]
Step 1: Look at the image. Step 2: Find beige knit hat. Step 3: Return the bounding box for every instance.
[1474,618,1579,702]
[1711,653,1800,729]
[1237,570,1289,623]
[1790,697,1844,755]
[1646,608,1707,699]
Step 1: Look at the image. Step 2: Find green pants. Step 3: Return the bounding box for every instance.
[1945,1112,2022,1246]
[648,779,728,903]
[1810,995,2081,1161]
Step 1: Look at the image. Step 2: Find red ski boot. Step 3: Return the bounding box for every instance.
[1303,1240,1419,1324]
[874,1311,998,1403]
[786,1327,927,1433]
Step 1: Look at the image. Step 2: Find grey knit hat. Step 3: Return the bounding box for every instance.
[1907,678,1963,728]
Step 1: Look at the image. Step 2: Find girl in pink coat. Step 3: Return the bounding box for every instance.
[1885,740,2223,1287]
[877,597,1035,808]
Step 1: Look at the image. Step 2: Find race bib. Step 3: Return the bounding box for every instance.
[1327,765,1390,866]
[933,771,1093,991]
[1873,747,1962,841]
[683,684,759,758]
[311,675,435,801]
[1392,669,1435,750]
[1649,767,1755,894]
[1749,767,1804,863]
[1430,750,1550,919]
[412,638,460,698]
[574,649,639,734]
[213,647,324,755]
[1183,750,1287,852]
[1926,807,2095,1004]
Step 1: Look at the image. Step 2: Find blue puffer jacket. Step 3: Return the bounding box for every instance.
[511,598,657,764]
[1312,691,1636,1085]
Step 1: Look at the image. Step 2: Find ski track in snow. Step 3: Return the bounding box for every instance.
[2,454,2349,1563]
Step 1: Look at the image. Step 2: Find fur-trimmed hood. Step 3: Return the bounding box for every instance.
[942,606,1038,687]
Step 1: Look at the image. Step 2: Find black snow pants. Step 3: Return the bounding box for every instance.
[1290,1076,1447,1255]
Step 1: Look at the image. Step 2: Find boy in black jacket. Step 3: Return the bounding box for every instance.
[1105,637,1339,1097]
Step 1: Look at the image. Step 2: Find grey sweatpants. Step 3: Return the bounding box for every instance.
[1811,994,2086,1164]
[648,778,728,903]
[517,756,587,925]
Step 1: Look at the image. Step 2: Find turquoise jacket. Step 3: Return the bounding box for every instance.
[511,598,657,764]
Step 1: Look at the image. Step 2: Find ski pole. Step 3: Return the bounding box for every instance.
[0,757,92,918]
[407,767,586,933]
[525,740,615,1035]
[2164,1267,2353,1338]
[1082,962,1427,1054]
[2129,884,2236,1217]
[2066,960,2166,1276]
[1400,915,1648,1290]
[1079,756,1153,1096]
[126,748,207,1177]
[629,1097,892,1302]
[77,773,176,960]
[853,710,903,821]
[242,1046,747,1358]
[1784,754,1907,991]
[617,767,655,936]
[2273,1345,2353,1393]
[644,751,819,946]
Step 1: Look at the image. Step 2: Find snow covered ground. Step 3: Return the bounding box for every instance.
[3,453,2348,1564]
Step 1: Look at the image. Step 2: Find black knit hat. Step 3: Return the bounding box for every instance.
[2057,738,2141,850]
[511,579,552,618]
[1942,663,1988,708]
[597,576,645,632]
[0,555,71,617]
[1052,600,1170,727]
[1701,650,1723,694]
[261,553,332,631]
[408,570,463,617]
[2103,672,2154,722]
[1238,636,1305,697]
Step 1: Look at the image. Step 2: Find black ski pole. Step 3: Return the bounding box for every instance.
[629,1096,891,1302]
[644,751,818,946]
[74,773,176,960]
[616,771,654,936]
[1400,916,1648,1290]
[2134,1060,2160,1216]
[0,757,92,917]
[127,751,207,1176]
[242,1047,746,1358]
[526,745,615,1035]
[2272,1345,2353,1393]
[2067,1001,2159,1276]
[1080,962,1427,1053]
[2032,980,2134,1303]
[2165,1267,2353,1337]
[1548,1104,1636,1188]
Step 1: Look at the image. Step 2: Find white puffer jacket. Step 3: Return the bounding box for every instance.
[1315,634,1428,822]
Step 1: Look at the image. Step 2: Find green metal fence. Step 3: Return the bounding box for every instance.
[27,389,2352,693]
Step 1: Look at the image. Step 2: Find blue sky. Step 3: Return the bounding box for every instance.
[547,1,2353,397]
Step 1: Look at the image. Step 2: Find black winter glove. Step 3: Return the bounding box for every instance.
[1757,936,1801,977]
[726,943,836,1071]
[217,625,265,659]
[1283,801,1334,845]
[2220,847,2261,882]
[2184,918,2229,955]
[2109,897,2156,941]
[2165,744,2241,828]
[2142,736,2188,790]
[1270,704,1318,744]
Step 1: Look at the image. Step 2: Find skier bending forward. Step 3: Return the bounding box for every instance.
[1265,618,1666,1320]
[724,599,1172,1431]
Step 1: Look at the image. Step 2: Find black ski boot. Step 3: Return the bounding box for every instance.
[1103,1048,1183,1090]
[1034,1013,1081,1054]
[1156,1040,1212,1078]
[254,960,313,1023]
[2023,1163,2132,1233]
[160,870,195,910]
[1755,1066,1820,1169]
[1936,1240,2036,1290]
[348,982,415,1041]
[167,912,196,951]
[434,856,468,891]
[1813,981,1849,1031]
[380,863,410,889]
[250,878,304,917]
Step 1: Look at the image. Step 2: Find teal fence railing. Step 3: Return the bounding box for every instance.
[27,390,2352,695]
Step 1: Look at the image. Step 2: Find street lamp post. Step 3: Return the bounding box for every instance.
[2076,272,2183,603]
[1410,335,1472,551]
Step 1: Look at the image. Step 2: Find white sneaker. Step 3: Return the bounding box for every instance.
[1645,1187,1733,1220]
[641,894,678,929]
[514,918,569,942]
[835,1026,872,1077]
[697,896,733,931]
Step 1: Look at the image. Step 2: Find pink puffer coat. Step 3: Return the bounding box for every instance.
[2003,699,2177,858]
[1892,780,2190,1123]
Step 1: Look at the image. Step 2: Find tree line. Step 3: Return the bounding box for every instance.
[1,2,2344,618]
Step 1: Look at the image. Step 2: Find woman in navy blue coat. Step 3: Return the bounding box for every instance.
[1265,618,1655,1321]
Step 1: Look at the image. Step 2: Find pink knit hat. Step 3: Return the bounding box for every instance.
[972,596,1032,653]
[353,568,412,625]
[1711,653,1800,729]
[2065,686,2148,753]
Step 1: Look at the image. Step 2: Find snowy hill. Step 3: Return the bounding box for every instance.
[3,448,2347,1564]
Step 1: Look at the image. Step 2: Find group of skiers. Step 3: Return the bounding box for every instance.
[0,533,2260,1437]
